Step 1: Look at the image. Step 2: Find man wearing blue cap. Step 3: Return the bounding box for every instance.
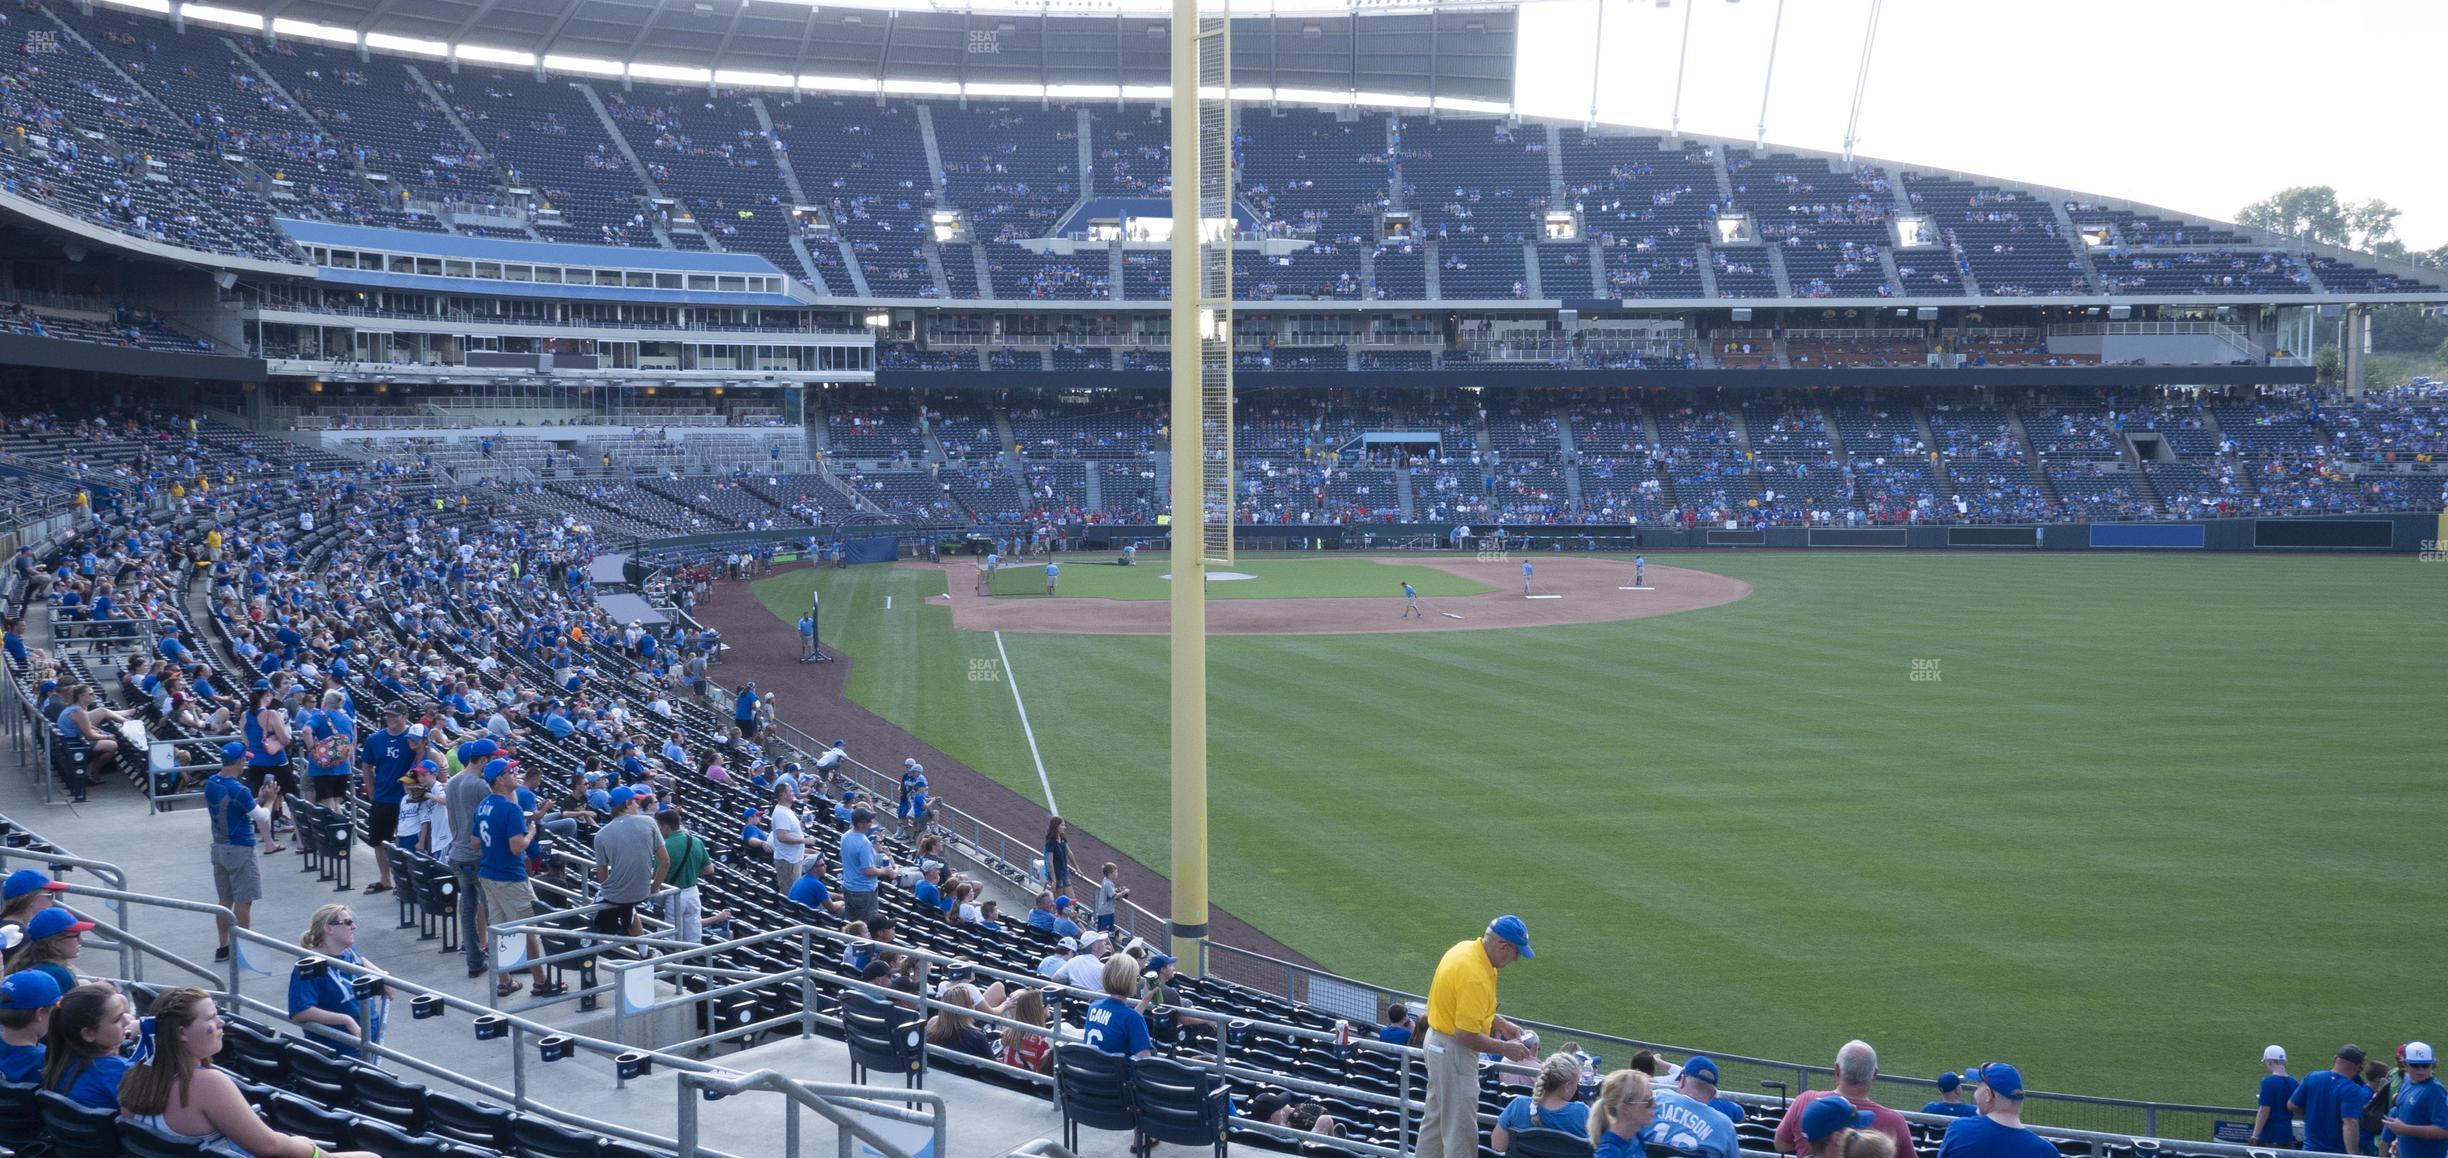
[204,740,259,963]
[1417,915,1540,1158]
[1650,1057,1740,1158]
[0,969,62,1081]
[1681,1056,1749,1124]
[1924,1072,1978,1119]
[591,786,667,937]
[442,740,499,978]
[1937,1063,2057,1158]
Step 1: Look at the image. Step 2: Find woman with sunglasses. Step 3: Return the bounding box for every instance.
[1589,1069,1658,1158]
[6,907,98,993]
[120,986,380,1158]
[287,904,387,1059]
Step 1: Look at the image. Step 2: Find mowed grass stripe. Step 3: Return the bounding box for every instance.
[758,553,2444,1105]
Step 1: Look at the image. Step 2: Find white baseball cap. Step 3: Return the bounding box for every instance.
[2263,1045,2288,1062]
[2408,1042,2436,1066]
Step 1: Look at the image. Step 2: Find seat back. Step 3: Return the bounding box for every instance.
[0,1079,41,1148]
[117,1116,213,1157]
[510,1114,606,1157]
[1508,1126,1599,1158]
[347,1116,462,1158]
[36,1088,121,1158]
[285,1038,360,1101]
[1131,1055,1226,1147]
[265,1089,353,1145]
[840,992,926,1080]
[1052,1042,1136,1133]
[425,1092,518,1150]
[352,1066,432,1133]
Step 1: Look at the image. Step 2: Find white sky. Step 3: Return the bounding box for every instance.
[1514,0,2447,253]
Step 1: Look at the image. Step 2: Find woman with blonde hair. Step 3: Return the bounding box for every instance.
[923,983,995,1060]
[120,986,379,1157]
[287,904,386,1059]
[1081,953,1152,1061]
[1588,1069,1657,1158]
[1493,1051,1594,1151]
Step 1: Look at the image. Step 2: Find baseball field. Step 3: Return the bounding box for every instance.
[751,550,2444,1107]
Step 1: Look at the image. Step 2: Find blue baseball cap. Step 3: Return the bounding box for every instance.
[1147,954,1177,971]
[1681,1056,1720,1085]
[1,870,66,903]
[458,738,499,764]
[0,970,63,1011]
[607,786,636,810]
[1936,1072,1962,1094]
[220,741,249,764]
[742,806,763,818]
[1799,1096,1875,1141]
[1488,914,1534,959]
[25,908,94,941]
[1054,896,1073,910]
[1965,1062,2025,1100]
[483,757,517,781]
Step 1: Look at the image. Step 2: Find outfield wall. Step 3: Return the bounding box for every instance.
[630,512,2442,559]
[1066,512,2442,554]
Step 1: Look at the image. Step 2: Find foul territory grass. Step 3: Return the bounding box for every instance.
[978,553,1492,600]
[754,552,2445,1107]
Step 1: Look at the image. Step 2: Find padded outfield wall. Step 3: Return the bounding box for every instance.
[630,511,2447,559]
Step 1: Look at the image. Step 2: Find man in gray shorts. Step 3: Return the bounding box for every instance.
[444,737,500,977]
[203,742,260,963]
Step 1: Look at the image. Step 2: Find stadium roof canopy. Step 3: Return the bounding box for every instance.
[170,0,1518,107]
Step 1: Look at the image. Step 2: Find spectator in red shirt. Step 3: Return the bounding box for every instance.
[1773,1040,1919,1158]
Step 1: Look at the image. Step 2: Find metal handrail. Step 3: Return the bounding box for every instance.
[677,1069,947,1158]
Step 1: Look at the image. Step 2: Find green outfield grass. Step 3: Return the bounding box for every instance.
[977,554,1492,600]
[753,553,2446,1107]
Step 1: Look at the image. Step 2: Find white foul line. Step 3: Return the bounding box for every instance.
[993,630,1058,814]
[885,595,892,610]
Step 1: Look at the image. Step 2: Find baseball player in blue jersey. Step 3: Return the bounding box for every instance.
[1521,560,1533,596]
[1634,555,1646,586]
[1401,582,1421,618]
[1044,561,1059,595]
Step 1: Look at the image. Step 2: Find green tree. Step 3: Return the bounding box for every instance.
[2239,186,2349,245]
[2313,345,2342,386]
[2237,187,2407,253]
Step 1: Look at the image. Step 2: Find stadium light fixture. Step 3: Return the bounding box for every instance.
[863,311,893,329]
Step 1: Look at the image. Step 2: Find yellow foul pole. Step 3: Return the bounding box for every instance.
[1166,0,1211,974]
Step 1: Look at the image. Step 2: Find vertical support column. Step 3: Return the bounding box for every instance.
[2343,306,2368,395]
[1166,0,1210,976]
